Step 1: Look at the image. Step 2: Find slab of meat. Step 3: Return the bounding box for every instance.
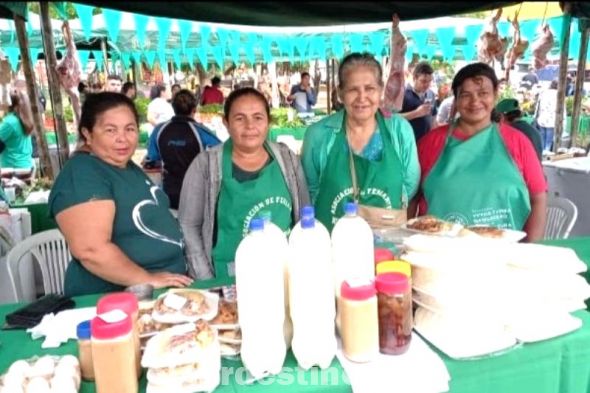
[56,20,81,127]
[504,13,529,81]
[477,9,508,66]
[382,13,407,113]
[531,24,554,70]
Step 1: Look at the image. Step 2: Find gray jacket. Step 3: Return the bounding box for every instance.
[178,141,310,279]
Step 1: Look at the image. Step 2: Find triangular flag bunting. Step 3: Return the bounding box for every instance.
[212,46,224,68]
[172,49,182,69]
[185,48,195,69]
[349,34,364,53]
[369,31,385,58]
[134,14,149,49]
[331,33,344,59]
[29,48,40,63]
[178,20,193,52]
[435,27,455,60]
[102,8,122,43]
[92,50,104,71]
[155,17,172,51]
[497,21,510,38]
[262,36,274,63]
[195,46,208,70]
[157,48,167,66]
[294,36,308,59]
[4,48,19,71]
[246,33,258,65]
[199,24,211,48]
[121,52,131,69]
[78,50,91,71]
[73,4,94,41]
[407,29,429,49]
[144,50,157,69]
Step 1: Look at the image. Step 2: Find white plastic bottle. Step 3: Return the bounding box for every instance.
[332,202,374,332]
[258,210,293,349]
[288,206,336,370]
[332,202,375,294]
[235,218,287,379]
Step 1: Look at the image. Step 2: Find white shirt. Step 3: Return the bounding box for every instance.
[535,89,565,128]
[147,97,174,125]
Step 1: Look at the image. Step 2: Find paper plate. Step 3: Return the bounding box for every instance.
[151,289,219,324]
[400,222,463,237]
[466,226,527,242]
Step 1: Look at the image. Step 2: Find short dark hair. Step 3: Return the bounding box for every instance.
[338,52,383,91]
[413,62,434,77]
[171,83,181,91]
[172,89,198,116]
[211,76,221,85]
[504,110,522,122]
[452,62,501,122]
[224,87,270,121]
[121,82,135,95]
[107,74,122,82]
[301,72,311,79]
[78,92,139,142]
[149,84,166,100]
[550,79,559,89]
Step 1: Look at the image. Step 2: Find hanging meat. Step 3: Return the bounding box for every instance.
[504,12,529,82]
[56,20,81,128]
[477,9,508,66]
[531,24,555,70]
[382,13,407,113]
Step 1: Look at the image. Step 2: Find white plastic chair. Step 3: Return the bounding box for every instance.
[544,195,578,240]
[7,229,71,302]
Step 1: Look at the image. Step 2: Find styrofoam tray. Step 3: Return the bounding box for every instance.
[507,313,583,343]
[152,289,219,324]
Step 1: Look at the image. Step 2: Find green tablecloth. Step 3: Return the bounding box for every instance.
[11,202,57,235]
[1,238,590,393]
[268,127,307,142]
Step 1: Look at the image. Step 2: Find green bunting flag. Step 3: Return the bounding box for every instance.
[133,14,149,49]
[4,47,20,71]
[178,20,193,52]
[73,3,94,41]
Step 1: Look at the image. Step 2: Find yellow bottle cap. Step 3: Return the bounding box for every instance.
[376,260,412,277]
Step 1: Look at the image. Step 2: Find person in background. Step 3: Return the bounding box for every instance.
[534,79,565,152]
[171,83,181,98]
[436,95,455,125]
[201,76,225,106]
[287,71,317,113]
[146,89,221,210]
[521,66,539,87]
[411,62,546,241]
[179,88,309,280]
[0,90,34,172]
[400,62,437,142]
[301,52,419,232]
[49,92,192,296]
[104,75,122,93]
[147,84,174,127]
[121,82,137,100]
[496,98,543,161]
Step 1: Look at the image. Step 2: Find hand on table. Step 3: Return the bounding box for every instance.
[147,272,193,289]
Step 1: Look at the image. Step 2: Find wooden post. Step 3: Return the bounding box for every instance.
[554,4,572,152]
[14,13,54,179]
[39,2,70,166]
[570,20,590,148]
[101,37,109,75]
[326,57,331,114]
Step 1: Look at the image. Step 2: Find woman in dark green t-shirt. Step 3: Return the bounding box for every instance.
[49,92,193,296]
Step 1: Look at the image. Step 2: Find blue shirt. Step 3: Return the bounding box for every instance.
[401,86,437,142]
[289,85,317,113]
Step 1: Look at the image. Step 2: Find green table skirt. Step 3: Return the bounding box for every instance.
[1,239,590,393]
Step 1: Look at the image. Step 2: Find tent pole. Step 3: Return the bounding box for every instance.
[101,38,109,75]
[570,19,589,148]
[39,2,70,167]
[14,13,54,179]
[326,57,331,114]
[554,3,572,152]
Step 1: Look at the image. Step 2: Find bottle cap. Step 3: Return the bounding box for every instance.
[344,202,357,216]
[375,272,410,294]
[301,205,315,218]
[249,218,264,231]
[301,215,315,229]
[91,312,132,340]
[340,279,376,301]
[96,292,139,316]
[374,248,395,264]
[376,260,412,277]
[76,320,91,340]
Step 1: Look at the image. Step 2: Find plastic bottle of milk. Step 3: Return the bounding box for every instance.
[288,206,336,370]
[258,210,293,349]
[332,202,375,294]
[235,218,287,380]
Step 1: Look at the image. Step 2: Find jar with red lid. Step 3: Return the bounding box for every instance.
[375,272,412,355]
[91,312,138,393]
[96,292,140,377]
[339,280,379,363]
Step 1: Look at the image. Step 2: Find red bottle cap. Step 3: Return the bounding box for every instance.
[96,292,139,316]
[374,248,395,264]
[341,280,376,301]
[375,272,409,294]
[91,313,132,340]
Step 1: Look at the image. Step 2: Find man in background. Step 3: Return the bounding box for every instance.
[104,75,122,92]
[287,71,317,113]
[400,62,437,142]
[201,76,224,105]
[145,89,221,209]
[122,82,136,100]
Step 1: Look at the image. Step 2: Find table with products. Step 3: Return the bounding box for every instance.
[1,238,590,393]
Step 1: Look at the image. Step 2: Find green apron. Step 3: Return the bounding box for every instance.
[314,115,404,232]
[423,122,531,230]
[211,140,293,280]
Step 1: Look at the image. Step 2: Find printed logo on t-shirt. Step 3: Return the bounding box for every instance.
[132,181,183,248]
[330,186,392,224]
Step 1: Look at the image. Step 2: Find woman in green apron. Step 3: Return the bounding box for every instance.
[411,63,547,241]
[301,52,420,232]
[179,88,310,281]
